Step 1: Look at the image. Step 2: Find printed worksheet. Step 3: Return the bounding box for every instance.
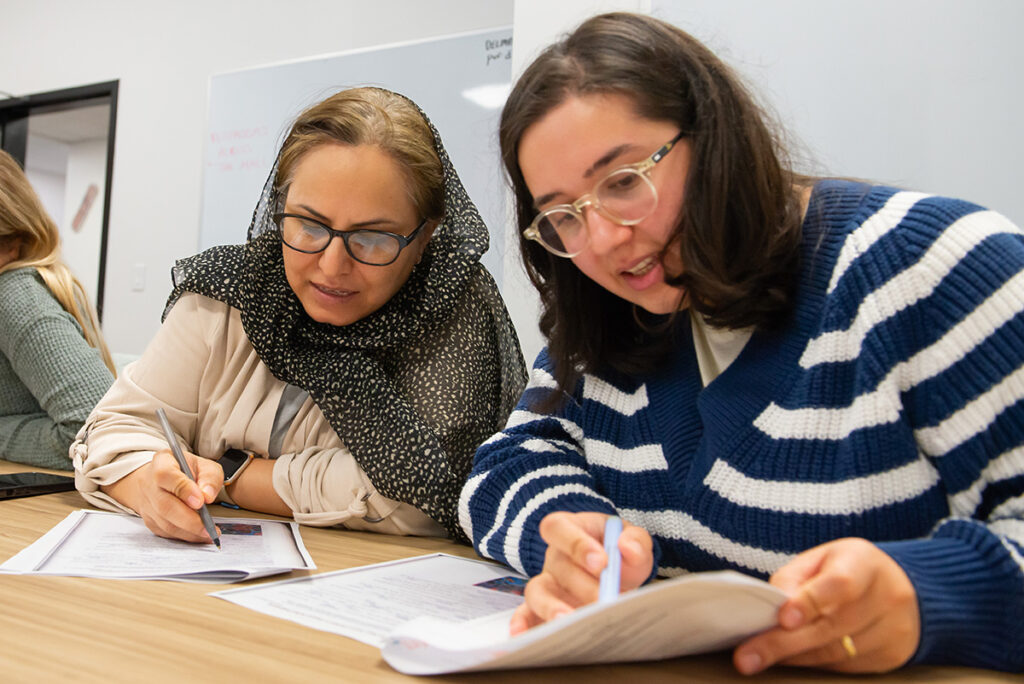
[213,553,527,646]
[381,569,786,674]
[0,509,315,582]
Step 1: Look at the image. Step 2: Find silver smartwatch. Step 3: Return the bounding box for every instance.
[219,448,255,485]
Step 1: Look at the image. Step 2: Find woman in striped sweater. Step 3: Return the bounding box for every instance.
[459,12,1024,675]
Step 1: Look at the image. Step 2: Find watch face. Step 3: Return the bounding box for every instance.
[220,448,253,483]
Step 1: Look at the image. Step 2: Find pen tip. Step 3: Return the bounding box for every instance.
[213,539,222,549]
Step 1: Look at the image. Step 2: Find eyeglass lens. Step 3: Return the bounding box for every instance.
[280,215,402,265]
[535,168,657,254]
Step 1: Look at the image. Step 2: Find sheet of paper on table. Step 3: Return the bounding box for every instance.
[213,553,527,647]
[0,509,315,582]
[212,552,786,675]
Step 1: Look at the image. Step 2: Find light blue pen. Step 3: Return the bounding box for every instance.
[598,516,623,603]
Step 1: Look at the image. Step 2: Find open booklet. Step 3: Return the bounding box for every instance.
[0,509,315,583]
[212,553,785,674]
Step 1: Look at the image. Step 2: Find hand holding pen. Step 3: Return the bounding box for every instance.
[154,408,221,548]
[509,511,653,635]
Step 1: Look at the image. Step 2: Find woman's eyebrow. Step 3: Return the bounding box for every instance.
[289,204,400,229]
[583,143,634,179]
[291,204,331,223]
[532,143,637,208]
[348,218,401,229]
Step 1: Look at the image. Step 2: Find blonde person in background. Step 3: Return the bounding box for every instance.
[73,87,526,542]
[0,149,115,469]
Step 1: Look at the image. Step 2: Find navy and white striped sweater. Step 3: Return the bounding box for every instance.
[460,180,1024,672]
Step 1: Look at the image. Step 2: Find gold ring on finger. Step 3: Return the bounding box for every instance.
[840,634,857,659]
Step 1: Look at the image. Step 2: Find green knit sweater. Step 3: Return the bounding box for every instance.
[0,267,114,469]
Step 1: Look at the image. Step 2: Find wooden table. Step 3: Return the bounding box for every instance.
[0,460,1015,683]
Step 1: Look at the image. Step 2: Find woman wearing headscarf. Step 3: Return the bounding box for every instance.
[73,87,526,541]
[0,149,115,469]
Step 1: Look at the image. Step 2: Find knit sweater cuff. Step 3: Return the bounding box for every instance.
[519,500,620,577]
[877,535,1019,671]
[521,533,549,577]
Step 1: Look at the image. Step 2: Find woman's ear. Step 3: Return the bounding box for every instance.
[422,218,440,243]
[0,236,22,268]
[416,219,440,264]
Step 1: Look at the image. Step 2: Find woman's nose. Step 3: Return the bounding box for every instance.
[584,209,633,256]
[318,236,355,275]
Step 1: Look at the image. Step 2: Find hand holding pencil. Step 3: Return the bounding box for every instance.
[154,408,221,548]
[98,411,226,545]
[509,511,653,635]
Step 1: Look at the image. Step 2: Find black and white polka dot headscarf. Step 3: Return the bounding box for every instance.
[165,90,526,540]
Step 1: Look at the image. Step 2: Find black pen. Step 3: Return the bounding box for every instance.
[155,408,221,549]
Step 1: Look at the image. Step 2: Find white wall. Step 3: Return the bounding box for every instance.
[24,134,69,229]
[25,168,66,232]
[0,0,512,354]
[651,0,1024,225]
[62,138,107,307]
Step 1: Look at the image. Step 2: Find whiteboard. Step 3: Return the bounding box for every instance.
[199,27,514,282]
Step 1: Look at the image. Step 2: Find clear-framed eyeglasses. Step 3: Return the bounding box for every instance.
[274,213,428,266]
[523,131,685,258]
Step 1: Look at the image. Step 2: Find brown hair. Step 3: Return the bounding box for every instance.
[500,12,804,393]
[0,149,115,374]
[276,87,444,222]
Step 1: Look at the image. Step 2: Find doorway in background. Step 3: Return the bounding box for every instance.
[0,81,118,321]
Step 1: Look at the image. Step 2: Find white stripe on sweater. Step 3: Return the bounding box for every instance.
[991,495,1024,522]
[528,365,559,389]
[949,445,1024,517]
[801,210,1021,368]
[755,387,901,441]
[619,508,794,575]
[583,439,668,472]
[916,362,1024,456]
[504,409,585,444]
[521,438,578,455]
[757,268,1024,441]
[1000,537,1024,574]
[582,375,649,416]
[656,566,691,578]
[474,464,592,558]
[458,471,487,540]
[502,483,614,574]
[993,505,1024,570]
[827,191,930,294]
[703,457,940,514]
[990,519,1024,548]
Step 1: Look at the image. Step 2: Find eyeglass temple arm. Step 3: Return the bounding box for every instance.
[650,131,686,164]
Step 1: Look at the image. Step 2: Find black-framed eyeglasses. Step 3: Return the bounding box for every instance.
[274,213,428,266]
[523,131,685,258]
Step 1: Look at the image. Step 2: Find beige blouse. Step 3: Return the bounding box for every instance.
[71,292,444,537]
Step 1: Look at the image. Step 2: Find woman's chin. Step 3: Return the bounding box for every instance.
[631,287,688,316]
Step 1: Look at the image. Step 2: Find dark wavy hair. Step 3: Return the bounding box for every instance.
[500,12,804,394]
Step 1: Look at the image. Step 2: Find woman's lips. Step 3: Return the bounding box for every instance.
[312,282,356,298]
[620,256,663,291]
[624,256,656,276]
